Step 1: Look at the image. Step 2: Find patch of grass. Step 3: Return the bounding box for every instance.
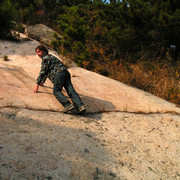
[112,60,180,105]
[3,55,8,61]
[90,58,180,106]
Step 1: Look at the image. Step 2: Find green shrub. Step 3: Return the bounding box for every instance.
[3,55,9,61]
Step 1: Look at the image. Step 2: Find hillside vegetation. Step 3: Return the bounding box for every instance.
[1,0,179,105]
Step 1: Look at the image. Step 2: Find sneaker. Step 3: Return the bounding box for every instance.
[62,104,75,113]
[77,105,86,114]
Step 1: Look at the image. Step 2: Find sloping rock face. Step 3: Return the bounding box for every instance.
[0,34,180,180]
[0,34,179,114]
[25,24,62,45]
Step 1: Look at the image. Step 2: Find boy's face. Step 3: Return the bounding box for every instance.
[36,49,44,58]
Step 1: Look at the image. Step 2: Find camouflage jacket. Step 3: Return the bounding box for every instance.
[36,54,66,85]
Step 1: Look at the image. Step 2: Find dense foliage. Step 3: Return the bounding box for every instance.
[3,0,179,63]
[1,0,180,104]
[0,0,18,38]
[57,0,180,64]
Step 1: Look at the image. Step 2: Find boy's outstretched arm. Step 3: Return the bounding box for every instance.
[33,84,39,93]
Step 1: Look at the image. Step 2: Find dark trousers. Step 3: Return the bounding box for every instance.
[53,70,84,108]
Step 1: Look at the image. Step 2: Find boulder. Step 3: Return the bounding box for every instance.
[25,24,62,45]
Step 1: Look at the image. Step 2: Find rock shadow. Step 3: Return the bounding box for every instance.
[37,85,115,114]
[80,94,115,113]
[39,87,115,114]
[0,112,118,179]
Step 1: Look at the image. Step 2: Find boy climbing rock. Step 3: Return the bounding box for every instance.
[33,45,86,114]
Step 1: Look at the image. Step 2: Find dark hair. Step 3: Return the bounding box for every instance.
[35,45,48,54]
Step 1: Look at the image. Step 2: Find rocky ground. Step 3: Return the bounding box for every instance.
[0,33,180,179]
[0,108,179,180]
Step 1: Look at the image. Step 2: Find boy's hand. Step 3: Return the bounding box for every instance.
[33,84,39,93]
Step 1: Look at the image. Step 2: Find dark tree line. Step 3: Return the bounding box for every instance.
[1,0,180,66]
